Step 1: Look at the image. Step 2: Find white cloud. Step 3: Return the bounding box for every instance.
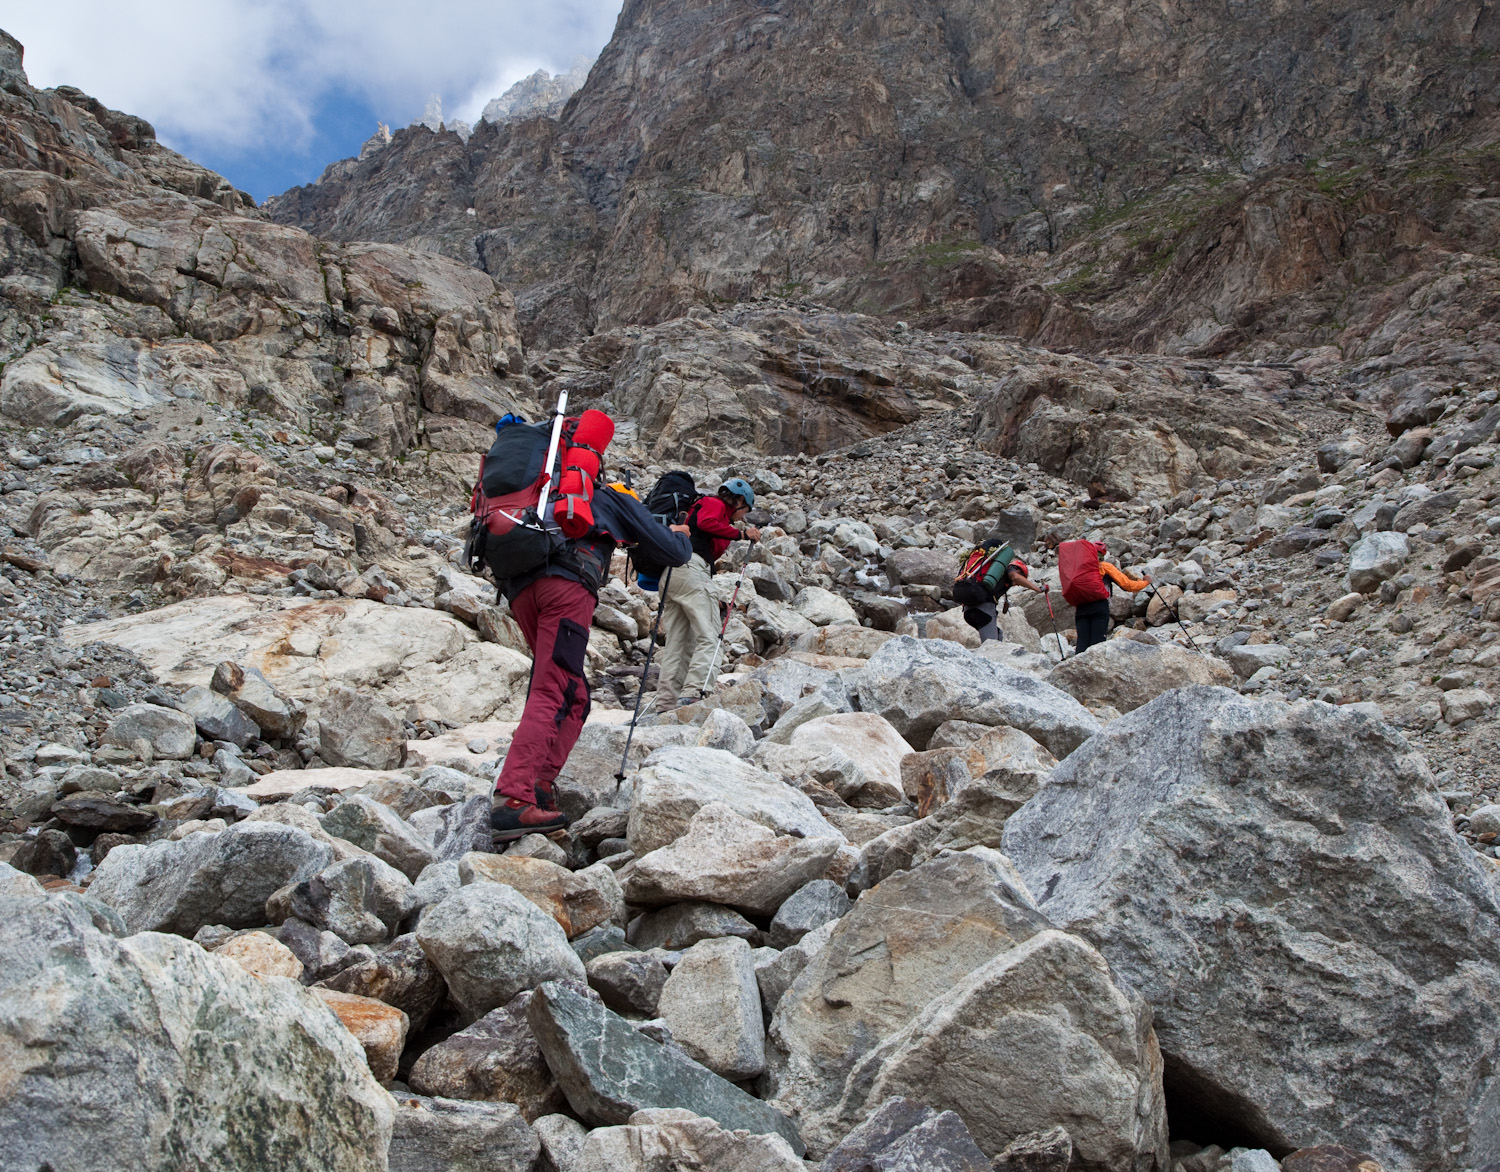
[0,0,621,154]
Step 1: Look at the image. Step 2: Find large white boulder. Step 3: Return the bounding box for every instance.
[625,746,840,855]
[1047,638,1234,712]
[0,894,392,1170]
[857,636,1100,755]
[788,713,912,807]
[765,847,1050,1156]
[1003,687,1500,1172]
[834,930,1168,1168]
[64,595,531,726]
[623,802,845,916]
[88,822,333,935]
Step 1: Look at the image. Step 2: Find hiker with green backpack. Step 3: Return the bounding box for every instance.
[953,535,1048,642]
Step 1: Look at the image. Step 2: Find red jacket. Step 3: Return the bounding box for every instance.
[688,495,741,561]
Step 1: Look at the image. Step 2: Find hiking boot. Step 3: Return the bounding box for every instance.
[534,781,559,813]
[491,798,568,842]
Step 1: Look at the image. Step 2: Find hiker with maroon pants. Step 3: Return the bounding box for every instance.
[1057,539,1149,655]
[491,483,691,840]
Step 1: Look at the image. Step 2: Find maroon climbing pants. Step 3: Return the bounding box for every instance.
[494,576,595,805]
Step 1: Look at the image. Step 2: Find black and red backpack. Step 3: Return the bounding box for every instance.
[463,409,615,585]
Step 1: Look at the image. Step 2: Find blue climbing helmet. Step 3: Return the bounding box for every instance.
[720,477,755,509]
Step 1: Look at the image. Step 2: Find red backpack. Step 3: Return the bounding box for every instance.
[1058,540,1109,606]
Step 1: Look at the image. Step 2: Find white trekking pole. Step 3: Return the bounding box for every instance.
[535,389,569,522]
[700,541,754,699]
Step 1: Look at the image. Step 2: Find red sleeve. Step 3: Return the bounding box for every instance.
[690,496,740,540]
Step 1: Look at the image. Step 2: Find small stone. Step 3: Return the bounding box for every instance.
[408,989,566,1120]
[505,832,570,867]
[416,883,585,1021]
[35,742,88,767]
[211,661,306,738]
[1345,532,1410,594]
[272,854,416,946]
[532,1114,589,1172]
[318,933,446,1032]
[622,802,844,917]
[820,1096,990,1172]
[388,1095,539,1172]
[1326,593,1364,623]
[630,901,762,951]
[320,685,405,770]
[657,936,765,1080]
[526,980,804,1154]
[278,916,353,983]
[1280,1144,1388,1172]
[990,1125,1074,1172]
[101,703,197,760]
[180,685,260,747]
[312,987,409,1085]
[576,1108,804,1171]
[767,879,850,949]
[587,949,669,1017]
[8,829,78,879]
[322,795,436,881]
[215,931,305,980]
[1227,1149,1283,1172]
[460,851,618,939]
[1441,687,1493,725]
[572,922,632,963]
[214,748,255,787]
[1468,805,1500,836]
[50,791,156,833]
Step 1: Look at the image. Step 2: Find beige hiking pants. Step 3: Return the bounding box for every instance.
[657,554,720,703]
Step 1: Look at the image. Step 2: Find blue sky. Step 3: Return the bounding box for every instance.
[1,0,622,203]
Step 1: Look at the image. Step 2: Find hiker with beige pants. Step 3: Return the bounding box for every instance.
[655,478,761,706]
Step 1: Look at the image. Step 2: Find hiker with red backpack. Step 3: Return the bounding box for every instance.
[656,477,762,707]
[1057,538,1149,654]
[466,398,692,841]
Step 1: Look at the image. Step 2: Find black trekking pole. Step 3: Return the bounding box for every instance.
[1146,583,1203,655]
[615,566,673,782]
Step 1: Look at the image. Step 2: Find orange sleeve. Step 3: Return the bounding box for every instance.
[1101,562,1149,592]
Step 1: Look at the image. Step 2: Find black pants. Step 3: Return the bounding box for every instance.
[963,602,1000,642]
[1074,598,1110,654]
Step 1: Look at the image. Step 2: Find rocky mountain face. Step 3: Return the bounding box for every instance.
[267,0,1500,365]
[4,15,1500,1172]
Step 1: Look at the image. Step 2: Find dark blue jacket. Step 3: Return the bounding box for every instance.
[501,484,692,602]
